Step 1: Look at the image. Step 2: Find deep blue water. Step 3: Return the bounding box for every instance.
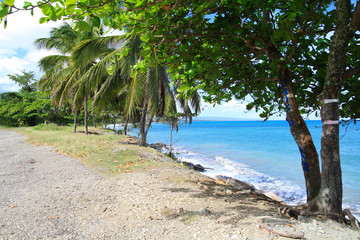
[128,120,360,216]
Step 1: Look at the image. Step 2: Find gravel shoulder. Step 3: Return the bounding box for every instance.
[0,130,359,240]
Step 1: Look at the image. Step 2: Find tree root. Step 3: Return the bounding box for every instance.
[278,206,360,230]
[343,209,360,229]
[258,218,305,239]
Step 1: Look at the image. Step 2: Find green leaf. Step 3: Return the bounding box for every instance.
[73,20,91,32]
[134,0,145,8]
[0,3,8,19]
[41,4,52,16]
[23,1,33,9]
[65,0,78,5]
[106,65,115,75]
[49,7,57,21]
[92,16,100,27]
[55,6,65,18]
[39,17,47,24]
[3,0,15,7]
[287,12,297,21]
[65,4,75,13]
[122,47,129,56]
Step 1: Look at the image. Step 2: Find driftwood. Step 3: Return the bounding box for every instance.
[258,218,305,239]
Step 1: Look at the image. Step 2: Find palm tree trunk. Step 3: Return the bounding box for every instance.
[145,114,154,136]
[84,94,88,135]
[140,69,151,146]
[73,111,78,133]
[92,112,96,128]
[170,125,173,157]
[123,121,128,135]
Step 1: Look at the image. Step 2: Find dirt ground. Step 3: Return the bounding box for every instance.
[0,130,359,239]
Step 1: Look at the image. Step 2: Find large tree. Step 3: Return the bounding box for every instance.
[113,0,360,217]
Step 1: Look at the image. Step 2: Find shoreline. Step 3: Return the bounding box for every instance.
[1,129,359,239]
[146,137,360,220]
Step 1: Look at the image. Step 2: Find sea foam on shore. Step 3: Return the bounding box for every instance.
[162,145,306,205]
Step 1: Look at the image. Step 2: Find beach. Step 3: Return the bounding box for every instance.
[0,129,359,239]
[142,120,360,217]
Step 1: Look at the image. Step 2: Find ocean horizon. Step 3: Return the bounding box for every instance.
[125,120,360,217]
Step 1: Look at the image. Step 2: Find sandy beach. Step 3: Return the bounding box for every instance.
[0,129,359,239]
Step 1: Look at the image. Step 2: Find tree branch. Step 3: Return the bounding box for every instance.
[343,66,360,80]
[350,0,360,31]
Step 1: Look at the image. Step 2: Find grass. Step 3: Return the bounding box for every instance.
[13,124,162,175]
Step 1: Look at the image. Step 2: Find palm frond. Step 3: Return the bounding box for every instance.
[38,55,71,73]
[72,34,127,68]
[123,70,146,120]
[34,23,78,54]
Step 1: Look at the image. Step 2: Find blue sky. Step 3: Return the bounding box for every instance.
[0,1,287,120]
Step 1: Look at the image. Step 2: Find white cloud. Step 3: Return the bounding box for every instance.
[0,81,20,92]
[220,99,247,113]
[0,49,16,55]
[24,48,59,65]
[0,1,62,92]
[199,99,262,119]
[0,1,61,51]
[0,57,28,78]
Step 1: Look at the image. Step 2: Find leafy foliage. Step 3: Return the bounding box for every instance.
[0,71,72,126]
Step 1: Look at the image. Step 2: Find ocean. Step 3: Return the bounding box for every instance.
[127,120,360,217]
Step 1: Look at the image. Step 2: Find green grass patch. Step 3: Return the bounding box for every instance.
[15,124,161,175]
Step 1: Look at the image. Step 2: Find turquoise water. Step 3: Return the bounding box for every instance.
[129,120,360,216]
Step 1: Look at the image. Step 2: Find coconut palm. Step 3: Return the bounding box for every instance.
[72,33,201,146]
[35,20,103,134]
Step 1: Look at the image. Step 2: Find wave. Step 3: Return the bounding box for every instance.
[166,144,360,219]
[165,145,306,205]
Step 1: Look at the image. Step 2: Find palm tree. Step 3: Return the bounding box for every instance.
[35,20,103,134]
[72,32,201,145]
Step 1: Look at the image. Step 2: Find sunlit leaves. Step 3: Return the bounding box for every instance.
[73,20,91,32]
[65,0,77,5]
[23,1,33,9]
[3,0,15,7]
[0,2,9,19]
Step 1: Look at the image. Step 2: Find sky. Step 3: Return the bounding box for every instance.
[0,1,61,93]
[0,1,279,120]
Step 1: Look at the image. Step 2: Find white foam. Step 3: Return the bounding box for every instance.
[160,144,360,216]
[166,146,306,204]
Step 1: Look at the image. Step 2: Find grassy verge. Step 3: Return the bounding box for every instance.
[12,124,163,175]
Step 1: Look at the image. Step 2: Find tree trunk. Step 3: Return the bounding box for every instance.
[92,112,96,128]
[140,69,151,147]
[278,67,321,202]
[145,114,154,136]
[314,0,357,214]
[84,94,88,135]
[73,111,78,133]
[123,122,128,135]
[170,125,173,156]
[262,26,322,202]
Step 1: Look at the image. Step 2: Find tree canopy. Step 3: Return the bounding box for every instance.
[0,71,73,126]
